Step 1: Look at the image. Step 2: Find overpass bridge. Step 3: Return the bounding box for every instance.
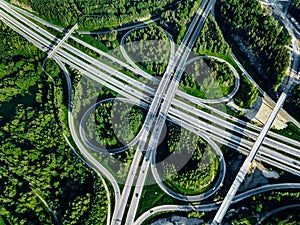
[211,82,293,225]
[46,22,78,60]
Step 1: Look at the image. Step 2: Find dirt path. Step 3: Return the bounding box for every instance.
[246,96,288,130]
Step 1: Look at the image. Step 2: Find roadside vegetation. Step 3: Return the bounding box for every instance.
[0,216,5,225]
[271,122,300,142]
[0,21,44,104]
[156,122,219,195]
[124,24,170,76]
[0,22,107,224]
[8,0,177,30]
[286,84,300,121]
[193,15,230,56]
[136,172,179,219]
[215,0,291,91]
[234,75,259,109]
[160,0,203,44]
[78,0,203,49]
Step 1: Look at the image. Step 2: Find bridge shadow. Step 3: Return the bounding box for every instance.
[45,37,59,54]
[45,27,69,54]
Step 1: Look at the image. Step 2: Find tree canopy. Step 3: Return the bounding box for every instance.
[0,21,107,225]
[216,0,291,90]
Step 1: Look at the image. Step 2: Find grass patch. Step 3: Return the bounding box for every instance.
[198,50,236,68]
[73,34,111,53]
[67,35,151,83]
[271,122,300,142]
[0,216,6,225]
[179,86,206,98]
[136,171,179,218]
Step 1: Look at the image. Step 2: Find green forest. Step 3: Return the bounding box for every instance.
[124,24,170,76]
[160,0,203,44]
[216,0,291,90]
[180,58,235,100]
[228,190,300,225]
[8,0,177,30]
[0,22,107,225]
[193,15,230,56]
[264,209,300,225]
[233,75,258,109]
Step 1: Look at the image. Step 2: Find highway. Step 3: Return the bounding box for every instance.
[149,0,220,200]
[3,0,299,134]
[120,29,299,154]
[110,0,214,222]
[2,0,300,177]
[134,183,300,225]
[51,29,296,171]
[66,39,300,207]
[1,1,300,224]
[111,23,177,225]
[64,46,300,171]
[116,10,299,153]
[10,0,286,118]
[1,0,298,153]
[47,2,300,224]
[124,0,217,224]
[111,0,183,221]
[1,1,300,178]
